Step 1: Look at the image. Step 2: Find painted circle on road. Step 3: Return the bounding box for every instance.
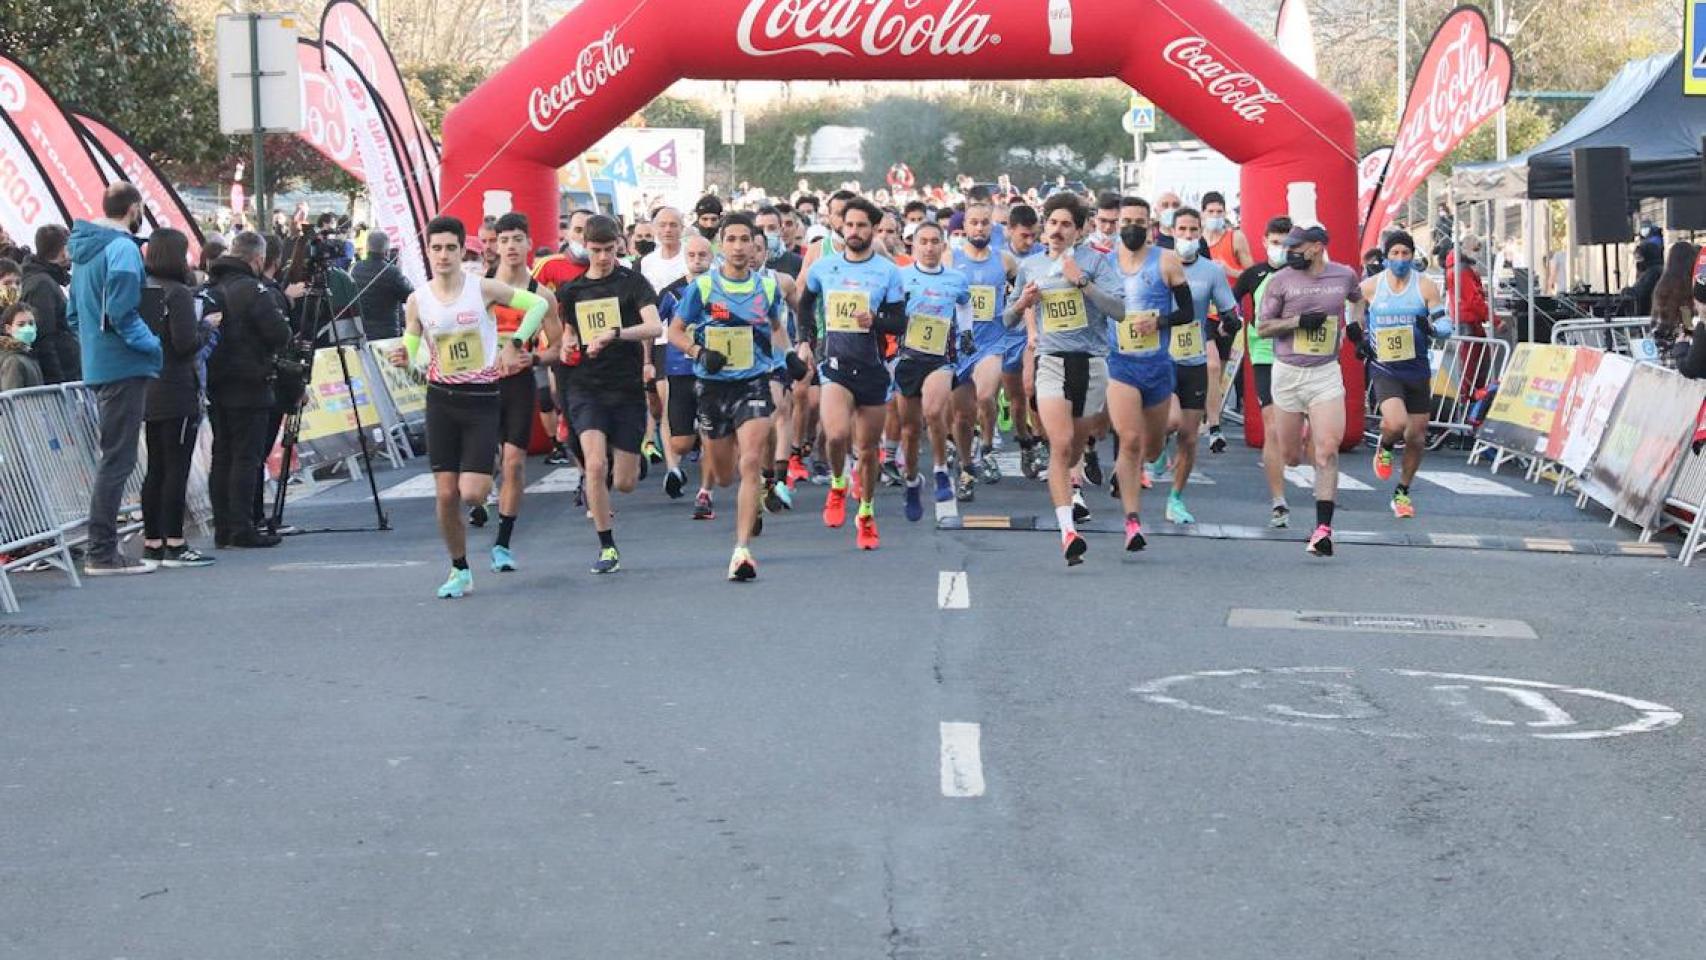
[1132,667,1682,743]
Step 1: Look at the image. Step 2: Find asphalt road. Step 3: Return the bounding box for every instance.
[4,438,1704,959]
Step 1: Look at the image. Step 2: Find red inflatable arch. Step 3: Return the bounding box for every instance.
[442,0,1364,445]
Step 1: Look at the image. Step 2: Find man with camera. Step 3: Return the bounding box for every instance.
[205,231,293,548]
[351,231,413,340]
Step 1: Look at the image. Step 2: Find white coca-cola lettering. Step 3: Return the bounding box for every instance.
[1161,36,1280,125]
[1380,18,1507,222]
[529,29,632,133]
[736,0,998,59]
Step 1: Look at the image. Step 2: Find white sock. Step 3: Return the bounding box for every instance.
[1056,505,1076,537]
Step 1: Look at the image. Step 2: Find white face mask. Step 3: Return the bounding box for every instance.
[1179,244,1200,264]
[1266,243,1286,267]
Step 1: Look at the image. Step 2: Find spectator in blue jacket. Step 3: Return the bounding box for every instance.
[68,182,163,576]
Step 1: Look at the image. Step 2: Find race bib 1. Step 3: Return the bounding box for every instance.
[905,314,951,356]
[826,290,869,334]
[969,284,997,322]
[704,325,755,372]
[434,328,485,376]
[1117,310,1161,354]
[1374,324,1417,363]
[1292,320,1337,357]
[576,296,621,339]
[1170,321,1206,361]
[1039,287,1087,333]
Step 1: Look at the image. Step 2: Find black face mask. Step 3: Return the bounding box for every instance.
[1119,225,1149,252]
[697,224,718,240]
[1364,262,1383,278]
[635,239,657,258]
[1286,251,1311,270]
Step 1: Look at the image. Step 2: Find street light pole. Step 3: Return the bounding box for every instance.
[1397,0,1407,114]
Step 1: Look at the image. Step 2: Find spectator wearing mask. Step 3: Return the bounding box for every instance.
[351,230,414,340]
[69,182,163,575]
[205,231,291,548]
[20,225,76,383]
[693,195,723,240]
[1443,237,1489,337]
[1626,241,1664,318]
[0,258,20,305]
[0,302,44,391]
[139,228,215,568]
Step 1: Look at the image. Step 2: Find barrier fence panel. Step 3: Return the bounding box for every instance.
[0,387,87,612]
[1550,317,1655,358]
[1658,446,1706,567]
[1428,334,1510,451]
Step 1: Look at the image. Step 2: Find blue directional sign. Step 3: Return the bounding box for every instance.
[1687,0,1706,95]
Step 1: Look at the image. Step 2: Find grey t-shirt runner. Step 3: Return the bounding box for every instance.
[1005,244,1123,358]
[1260,261,1364,368]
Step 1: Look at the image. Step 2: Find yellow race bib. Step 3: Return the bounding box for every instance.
[1374,324,1417,363]
[826,291,868,334]
[1039,287,1087,333]
[433,328,485,376]
[1170,321,1206,361]
[704,325,755,372]
[1292,320,1337,357]
[1117,310,1160,354]
[968,284,997,322]
[575,296,621,339]
[905,314,951,356]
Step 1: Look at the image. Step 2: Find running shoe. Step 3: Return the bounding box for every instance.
[468,503,489,527]
[956,472,975,502]
[573,485,586,510]
[823,485,848,528]
[1141,466,1154,490]
[1391,489,1416,519]
[1109,473,1120,499]
[772,480,794,510]
[1062,530,1088,566]
[764,479,786,514]
[810,458,831,485]
[545,445,573,466]
[1124,516,1147,552]
[978,453,1002,484]
[1270,503,1291,528]
[437,567,474,599]
[1306,525,1334,557]
[1020,445,1041,480]
[856,514,880,550]
[728,546,757,582]
[880,454,904,488]
[1071,487,1091,525]
[642,438,663,464]
[693,491,716,521]
[1373,445,1395,481]
[1165,492,1196,525]
[491,545,517,572]
[787,454,810,485]
[934,471,954,503]
[664,467,686,500]
[1208,427,1227,455]
[1036,442,1052,475]
[161,545,215,568]
[904,479,923,522]
[1083,447,1103,486]
[591,546,621,574]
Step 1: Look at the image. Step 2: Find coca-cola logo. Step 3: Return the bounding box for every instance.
[1162,36,1280,125]
[529,29,632,133]
[0,65,26,112]
[736,0,999,59]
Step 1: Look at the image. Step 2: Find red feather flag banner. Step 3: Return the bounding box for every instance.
[0,51,110,242]
[72,111,205,264]
[320,1,439,213]
[1357,146,1393,234]
[1360,5,1512,251]
[298,39,365,183]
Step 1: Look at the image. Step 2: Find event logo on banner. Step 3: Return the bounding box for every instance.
[1582,364,1706,530]
[296,346,384,468]
[1556,352,1634,475]
[0,99,69,242]
[0,55,108,229]
[72,112,205,265]
[324,46,427,287]
[1357,146,1392,231]
[1162,36,1282,124]
[736,0,1000,58]
[298,40,364,183]
[1361,6,1511,250]
[1479,343,1577,454]
[321,1,439,209]
[529,29,632,133]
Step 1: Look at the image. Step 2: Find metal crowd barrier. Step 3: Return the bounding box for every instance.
[1655,446,1706,568]
[1550,317,1653,356]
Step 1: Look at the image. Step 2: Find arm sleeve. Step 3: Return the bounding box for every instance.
[872,297,909,335]
[1166,283,1195,329]
[508,287,549,342]
[796,282,819,349]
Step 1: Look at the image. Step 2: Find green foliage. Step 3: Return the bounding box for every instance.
[404,61,489,141]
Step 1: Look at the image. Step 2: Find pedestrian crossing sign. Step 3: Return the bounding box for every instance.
[1122,99,1156,134]
[1687,0,1706,95]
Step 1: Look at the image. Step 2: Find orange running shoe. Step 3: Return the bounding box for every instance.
[787,455,810,485]
[823,485,848,528]
[1373,445,1395,482]
[856,513,880,550]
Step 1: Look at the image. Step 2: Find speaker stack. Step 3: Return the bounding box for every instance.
[1571,146,1632,244]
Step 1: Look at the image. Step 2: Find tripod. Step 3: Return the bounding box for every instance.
[270,271,391,534]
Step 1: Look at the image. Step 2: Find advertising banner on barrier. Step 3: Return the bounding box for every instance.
[1478,343,1577,454]
[1556,352,1634,474]
[1582,364,1706,529]
[296,346,384,468]
[365,338,426,430]
[71,112,204,264]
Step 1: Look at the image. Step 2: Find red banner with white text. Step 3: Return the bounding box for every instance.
[320,1,438,213]
[0,53,109,240]
[298,40,365,183]
[72,111,204,265]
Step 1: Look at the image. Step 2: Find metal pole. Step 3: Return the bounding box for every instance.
[522,0,531,46]
[248,13,268,229]
[1397,0,1407,114]
[1493,0,1509,162]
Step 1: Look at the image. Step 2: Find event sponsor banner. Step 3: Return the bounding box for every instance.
[1582,364,1706,529]
[0,54,108,238]
[1545,347,1601,461]
[365,337,426,430]
[297,345,384,468]
[297,40,364,183]
[71,112,204,265]
[1274,0,1318,79]
[1555,352,1635,474]
[1357,146,1392,233]
[321,1,439,212]
[1479,343,1576,454]
[323,43,427,288]
[1360,6,1512,251]
[579,127,706,217]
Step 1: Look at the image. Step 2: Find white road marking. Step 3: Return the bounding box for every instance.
[1416,470,1531,497]
[1284,465,1372,491]
[381,474,440,499]
[525,467,584,494]
[939,722,985,797]
[1430,685,1516,726]
[277,478,349,502]
[1483,686,1577,727]
[938,571,970,609]
[935,496,959,522]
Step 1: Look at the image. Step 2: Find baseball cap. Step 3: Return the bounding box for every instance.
[1283,224,1329,248]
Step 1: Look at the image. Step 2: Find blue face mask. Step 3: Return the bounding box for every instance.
[1388,258,1413,279]
[766,232,784,257]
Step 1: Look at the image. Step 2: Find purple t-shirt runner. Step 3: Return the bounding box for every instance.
[1260,261,1364,368]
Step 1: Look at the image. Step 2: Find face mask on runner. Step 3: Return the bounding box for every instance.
[1159,208,1177,229]
[1119,225,1148,252]
[1204,216,1226,232]
[1388,258,1413,279]
[635,239,657,258]
[569,241,588,261]
[1179,244,1201,264]
[967,235,990,250]
[1267,243,1286,267]
[1286,251,1310,270]
[766,232,784,256]
[697,224,718,240]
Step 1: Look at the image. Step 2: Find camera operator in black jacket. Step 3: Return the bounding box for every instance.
[205,231,292,548]
[350,231,413,340]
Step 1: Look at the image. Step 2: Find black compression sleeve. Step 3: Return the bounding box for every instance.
[1168,283,1195,329]
[872,298,909,335]
[796,285,820,350]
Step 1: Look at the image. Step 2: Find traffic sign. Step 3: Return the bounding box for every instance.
[1122,99,1156,135]
[1688,0,1706,95]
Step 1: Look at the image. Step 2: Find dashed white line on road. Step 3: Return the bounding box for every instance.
[269,561,427,571]
[381,474,439,499]
[1285,465,1373,492]
[525,467,584,494]
[939,722,985,797]
[1416,470,1531,497]
[938,571,970,609]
